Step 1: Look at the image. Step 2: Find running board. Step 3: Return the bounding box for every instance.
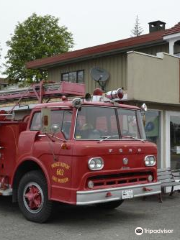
[0,188,12,196]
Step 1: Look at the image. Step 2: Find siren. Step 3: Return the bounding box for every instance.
[92,88,104,102]
[72,98,82,109]
[105,88,124,100]
[93,88,103,96]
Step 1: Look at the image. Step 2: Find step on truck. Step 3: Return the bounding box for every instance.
[0,81,161,223]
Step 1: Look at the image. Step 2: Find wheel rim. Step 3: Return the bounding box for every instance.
[23,182,44,214]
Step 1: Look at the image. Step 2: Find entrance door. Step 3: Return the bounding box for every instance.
[166,112,180,170]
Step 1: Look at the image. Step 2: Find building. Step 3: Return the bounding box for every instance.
[25,21,180,170]
[0,78,8,90]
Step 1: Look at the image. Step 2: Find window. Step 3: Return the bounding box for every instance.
[117,109,146,139]
[75,106,118,140]
[61,111,73,139]
[61,70,84,83]
[74,106,146,140]
[117,109,140,139]
[30,109,73,139]
[30,112,41,131]
[77,71,84,83]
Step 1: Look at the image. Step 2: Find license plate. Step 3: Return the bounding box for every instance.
[122,190,133,199]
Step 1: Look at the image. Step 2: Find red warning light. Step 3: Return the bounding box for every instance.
[93,88,103,96]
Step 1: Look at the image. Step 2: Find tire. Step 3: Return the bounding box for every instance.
[96,200,124,210]
[18,170,52,223]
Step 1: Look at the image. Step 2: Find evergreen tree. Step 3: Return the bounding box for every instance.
[131,16,144,37]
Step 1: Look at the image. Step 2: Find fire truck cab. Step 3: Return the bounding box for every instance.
[0,82,161,223]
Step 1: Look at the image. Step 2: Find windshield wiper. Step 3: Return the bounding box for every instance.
[121,135,145,142]
[98,135,119,142]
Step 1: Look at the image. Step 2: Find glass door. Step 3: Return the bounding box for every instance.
[166,111,180,170]
[170,115,180,170]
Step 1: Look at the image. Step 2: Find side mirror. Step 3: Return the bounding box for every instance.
[51,124,60,136]
[72,98,82,109]
[41,107,51,133]
[141,103,147,112]
[141,103,147,126]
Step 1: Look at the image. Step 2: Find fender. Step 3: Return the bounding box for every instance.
[12,156,52,199]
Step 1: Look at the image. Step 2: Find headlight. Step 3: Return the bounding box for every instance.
[88,157,104,170]
[144,155,156,166]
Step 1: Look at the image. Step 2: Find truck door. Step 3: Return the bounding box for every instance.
[30,109,73,199]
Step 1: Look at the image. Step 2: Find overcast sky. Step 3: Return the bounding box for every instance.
[0,0,180,77]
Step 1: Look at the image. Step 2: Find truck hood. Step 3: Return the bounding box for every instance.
[72,140,157,170]
[73,140,157,156]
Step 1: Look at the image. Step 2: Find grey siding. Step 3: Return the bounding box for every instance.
[139,43,169,56]
[48,54,127,93]
[48,43,169,94]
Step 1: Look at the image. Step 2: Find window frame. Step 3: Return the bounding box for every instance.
[29,108,73,140]
[61,70,84,83]
[74,106,145,141]
[30,111,41,131]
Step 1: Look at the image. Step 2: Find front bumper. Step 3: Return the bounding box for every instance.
[76,182,161,205]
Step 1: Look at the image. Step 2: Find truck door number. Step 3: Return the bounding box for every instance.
[56,169,64,176]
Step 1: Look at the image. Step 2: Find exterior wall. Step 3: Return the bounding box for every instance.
[48,54,127,93]
[138,43,169,56]
[47,43,169,94]
[127,51,180,104]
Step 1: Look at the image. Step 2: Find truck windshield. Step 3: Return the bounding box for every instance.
[74,106,146,140]
[117,108,146,140]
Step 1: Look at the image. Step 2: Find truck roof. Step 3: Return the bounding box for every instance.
[33,99,140,110]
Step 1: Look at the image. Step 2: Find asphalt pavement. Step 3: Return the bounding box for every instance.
[0,193,179,240]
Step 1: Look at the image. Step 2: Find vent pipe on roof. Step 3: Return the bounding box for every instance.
[148,20,166,33]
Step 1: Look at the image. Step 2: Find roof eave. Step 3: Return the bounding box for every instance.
[26,39,166,71]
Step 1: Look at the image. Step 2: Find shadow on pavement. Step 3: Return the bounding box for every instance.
[0,192,180,225]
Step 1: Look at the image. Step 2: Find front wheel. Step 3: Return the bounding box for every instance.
[18,170,52,223]
[96,200,124,209]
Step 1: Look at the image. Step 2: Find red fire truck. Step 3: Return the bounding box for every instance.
[0,81,161,223]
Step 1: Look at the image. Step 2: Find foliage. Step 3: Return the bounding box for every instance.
[0,43,1,58]
[4,13,74,83]
[131,16,144,37]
